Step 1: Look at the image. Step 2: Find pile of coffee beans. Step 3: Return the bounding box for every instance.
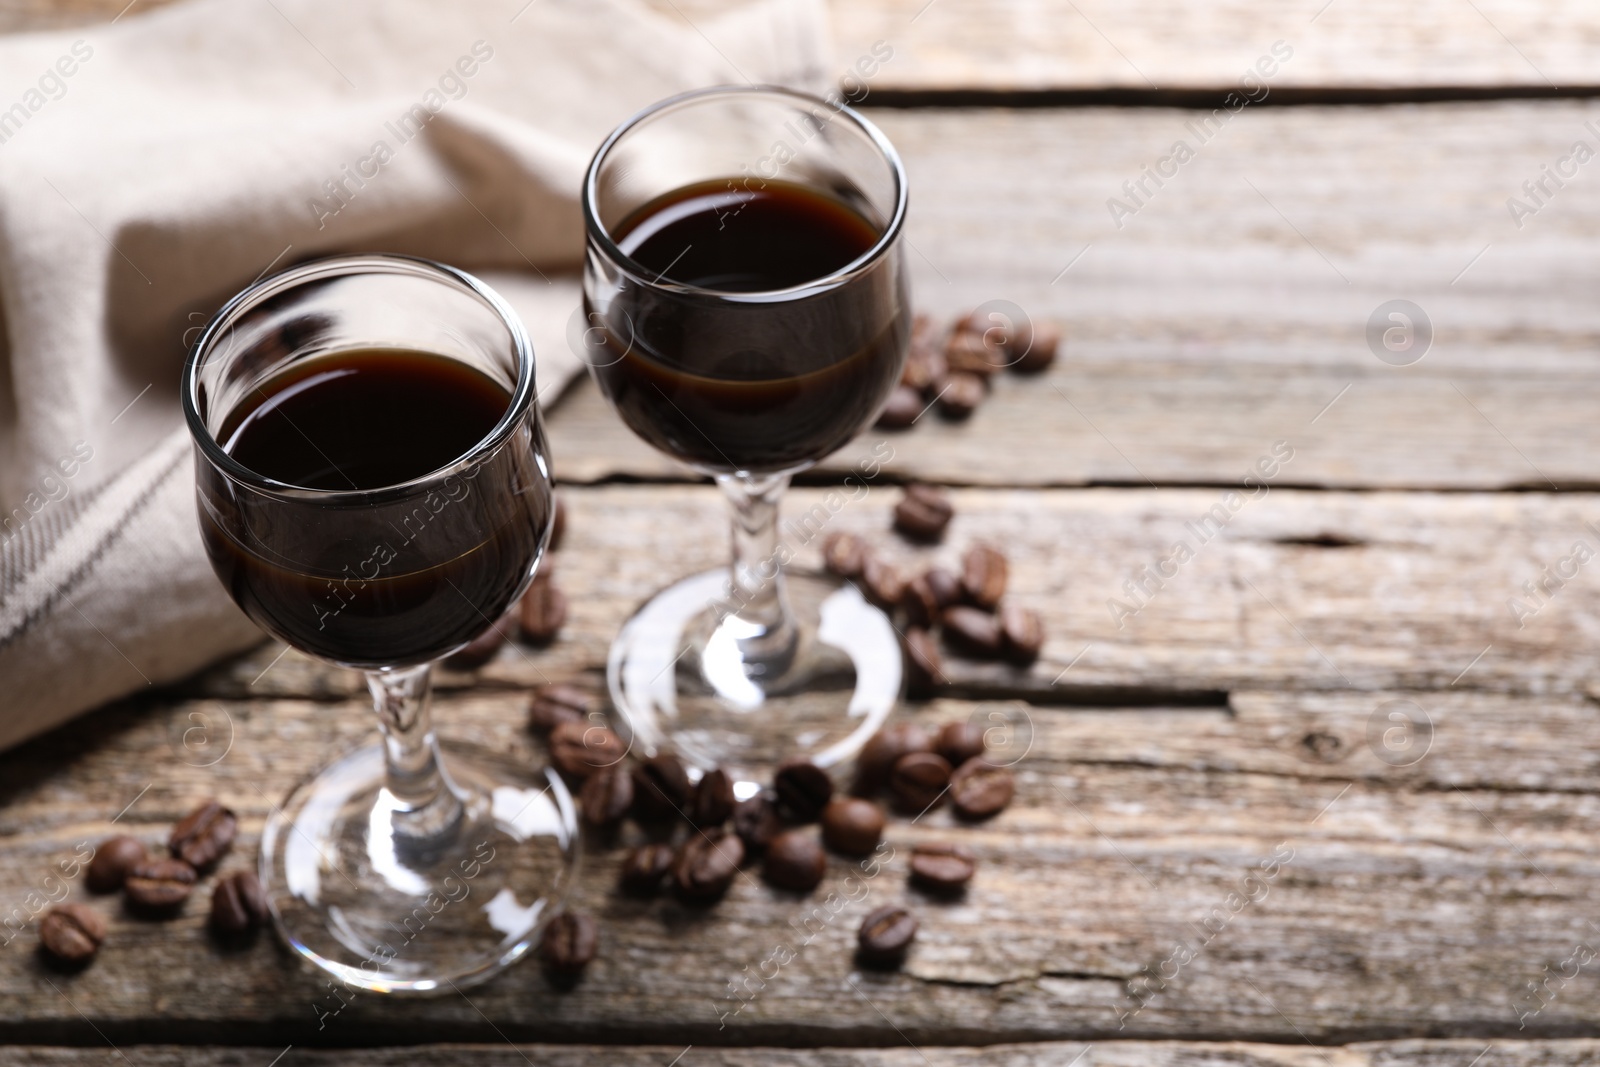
[444,495,569,669]
[877,310,1062,430]
[38,797,263,967]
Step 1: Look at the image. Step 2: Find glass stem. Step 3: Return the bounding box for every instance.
[366,664,464,846]
[716,471,799,672]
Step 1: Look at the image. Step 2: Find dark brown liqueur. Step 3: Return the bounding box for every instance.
[199,348,547,667]
[589,179,909,473]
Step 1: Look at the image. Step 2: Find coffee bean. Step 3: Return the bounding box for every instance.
[548,720,625,779]
[774,759,833,822]
[620,842,676,896]
[580,767,634,828]
[540,911,597,975]
[672,828,744,902]
[822,531,867,579]
[444,610,516,670]
[945,328,1004,377]
[890,752,952,813]
[859,554,903,609]
[852,723,932,796]
[732,794,784,853]
[949,758,1016,820]
[892,485,953,543]
[935,721,988,767]
[764,830,826,892]
[857,904,917,965]
[39,904,106,964]
[903,319,946,393]
[961,543,1008,608]
[169,799,236,870]
[936,372,986,420]
[999,603,1045,665]
[689,768,735,829]
[875,385,924,430]
[942,606,1003,658]
[550,493,567,551]
[632,753,692,821]
[910,842,976,893]
[519,571,567,645]
[903,627,945,698]
[210,870,269,936]
[922,567,962,609]
[899,573,940,628]
[124,857,197,912]
[1009,319,1061,374]
[821,797,885,856]
[86,835,147,894]
[528,684,594,735]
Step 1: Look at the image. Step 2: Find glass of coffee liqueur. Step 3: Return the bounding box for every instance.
[581,86,910,776]
[183,255,576,994]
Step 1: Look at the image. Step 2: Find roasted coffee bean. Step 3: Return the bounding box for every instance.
[942,606,1003,658]
[945,328,1004,377]
[764,830,826,892]
[210,870,269,936]
[961,543,1008,608]
[852,722,932,795]
[901,342,946,394]
[899,573,940,628]
[1010,319,1061,374]
[999,603,1045,665]
[672,828,744,902]
[892,484,953,543]
[528,684,594,735]
[936,372,986,420]
[902,627,945,698]
[548,720,625,779]
[170,799,236,870]
[821,797,885,856]
[910,842,976,892]
[936,721,988,767]
[550,493,568,551]
[541,911,598,975]
[689,768,735,829]
[443,610,516,670]
[875,385,924,430]
[580,767,634,827]
[39,904,106,964]
[890,752,952,813]
[519,571,568,645]
[859,554,903,609]
[774,759,833,822]
[124,857,197,912]
[949,758,1016,820]
[86,835,147,894]
[857,904,917,965]
[733,793,784,853]
[822,531,868,579]
[922,567,962,609]
[632,753,692,821]
[620,842,676,896]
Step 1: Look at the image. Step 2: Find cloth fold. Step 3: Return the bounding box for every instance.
[0,0,829,751]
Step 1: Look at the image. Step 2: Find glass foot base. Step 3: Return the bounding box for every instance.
[608,569,901,776]
[260,739,579,995]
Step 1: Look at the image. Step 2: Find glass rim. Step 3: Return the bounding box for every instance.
[181,253,538,503]
[581,84,909,303]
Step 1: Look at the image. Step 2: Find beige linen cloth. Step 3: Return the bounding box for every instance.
[0,0,828,751]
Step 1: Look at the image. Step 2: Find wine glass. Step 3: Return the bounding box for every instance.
[580,87,911,776]
[183,254,577,994]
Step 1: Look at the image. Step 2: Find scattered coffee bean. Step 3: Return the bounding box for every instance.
[949,758,1016,820]
[620,842,676,896]
[821,797,885,856]
[1010,319,1060,374]
[774,759,833,822]
[936,372,986,420]
[942,606,1003,658]
[852,723,932,796]
[903,319,947,393]
[124,857,197,912]
[169,799,236,870]
[936,721,988,767]
[822,531,868,579]
[999,603,1044,665]
[890,752,952,813]
[903,627,945,698]
[857,904,918,965]
[961,543,1008,609]
[859,554,904,609]
[550,493,567,551]
[580,766,634,828]
[528,684,593,735]
[922,567,962,609]
[672,828,744,902]
[519,571,568,645]
[86,836,147,894]
[210,870,270,936]
[909,842,976,893]
[39,904,106,964]
[541,911,598,975]
[732,794,784,853]
[689,768,736,829]
[945,328,1003,377]
[875,385,924,430]
[632,753,692,821]
[899,572,940,628]
[444,610,515,670]
[892,485,953,543]
[764,830,826,892]
[548,720,625,779]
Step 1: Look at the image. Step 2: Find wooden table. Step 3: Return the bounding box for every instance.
[7,1,1600,1063]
